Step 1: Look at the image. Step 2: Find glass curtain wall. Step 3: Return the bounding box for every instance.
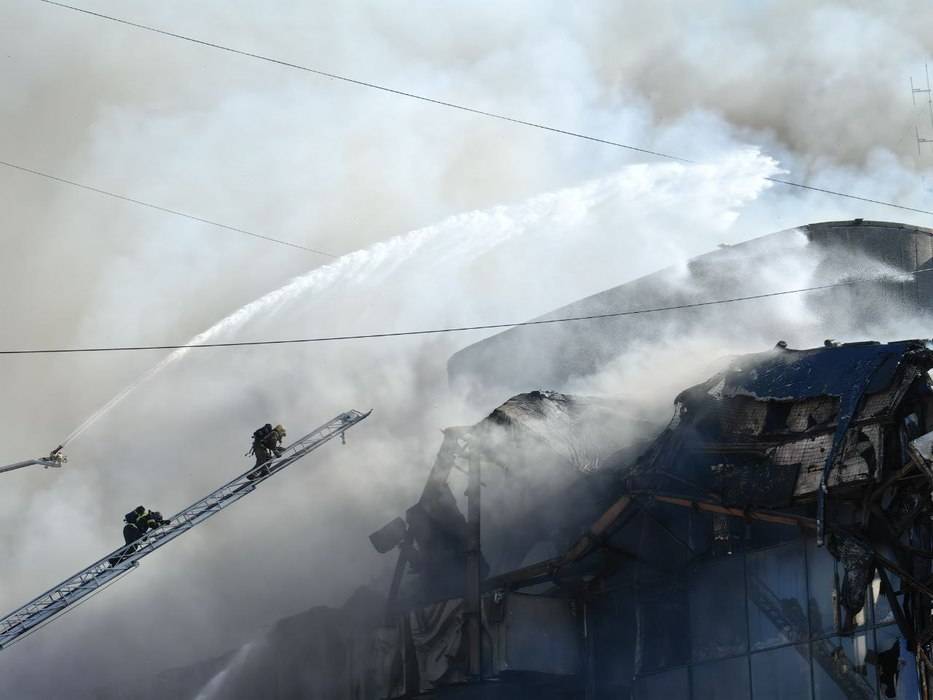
[632,535,905,700]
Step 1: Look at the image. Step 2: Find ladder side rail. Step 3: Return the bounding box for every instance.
[14,599,67,635]
[0,565,138,646]
[0,562,130,641]
[0,410,369,648]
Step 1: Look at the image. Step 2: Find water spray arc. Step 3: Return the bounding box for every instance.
[31,171,610,455]
[1,157,778,477]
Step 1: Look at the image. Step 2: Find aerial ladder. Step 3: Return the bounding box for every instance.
[0,409,370,652]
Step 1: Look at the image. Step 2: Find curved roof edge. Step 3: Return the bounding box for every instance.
[448,219,933,402]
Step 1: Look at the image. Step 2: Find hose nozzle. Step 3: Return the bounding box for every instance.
[46,446,67,467]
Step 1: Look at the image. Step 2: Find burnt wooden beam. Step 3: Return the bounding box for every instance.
[650,494,817,530]
[563,495,633,563]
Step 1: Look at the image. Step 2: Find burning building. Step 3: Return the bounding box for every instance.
[375,338,933,699]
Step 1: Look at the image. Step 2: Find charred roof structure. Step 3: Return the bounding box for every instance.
[373,339,933,699]
[449,220,933,403]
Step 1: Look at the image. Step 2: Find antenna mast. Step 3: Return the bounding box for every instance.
[910,64,933,154]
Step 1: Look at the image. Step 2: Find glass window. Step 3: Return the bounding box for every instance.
[634,667,689,699]
[626,532,922,699]
[807,537,838,637]
[811,633,874,700]
[746,519,802,550]
[638,506,694,571]
[870,569,901,627]
[875,625,916,700]
[636,580,690,674]
[690,555,748,662]
[747,541,809,650]
[807,538,868,636]
[750,645,813,700]
[691,655,750,699]
[686,509,713,555]
[590,591,636,692]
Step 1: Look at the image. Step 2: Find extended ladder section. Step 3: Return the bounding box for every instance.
[0,409,371,651]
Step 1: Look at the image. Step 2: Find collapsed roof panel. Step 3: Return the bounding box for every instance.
[392,391,656,603]
[632,340,933,507]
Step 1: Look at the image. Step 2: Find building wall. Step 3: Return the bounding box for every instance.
[400,515,912,700]
[594,527,909,700]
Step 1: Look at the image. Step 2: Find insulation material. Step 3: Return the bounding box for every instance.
[410,599,467,689]
[786,425,880,496]
[710,457,801,507]
[785,397,838,432]
[390,598,468,696]
[858,365,921,421]
[717,396,768,436]
[826,534,875,625]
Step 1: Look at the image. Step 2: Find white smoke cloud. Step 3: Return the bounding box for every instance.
[0,1,932,696]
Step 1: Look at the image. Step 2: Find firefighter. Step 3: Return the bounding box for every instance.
[247,423,287,480]
[108,506,169,566]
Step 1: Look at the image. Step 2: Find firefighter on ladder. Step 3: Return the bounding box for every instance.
[108,506,169,566]
[247,423,286,480]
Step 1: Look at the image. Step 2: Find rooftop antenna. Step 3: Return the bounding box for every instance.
[910,64,933,154]
[916,127,933,156]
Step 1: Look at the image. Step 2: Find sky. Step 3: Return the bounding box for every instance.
[1,1,933,696]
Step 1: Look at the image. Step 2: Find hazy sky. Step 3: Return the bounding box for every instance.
[1,1,933,696]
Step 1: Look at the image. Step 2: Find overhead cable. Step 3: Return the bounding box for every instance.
[35,0,933,218]
[1,271,928,356]
[0,158,336,258]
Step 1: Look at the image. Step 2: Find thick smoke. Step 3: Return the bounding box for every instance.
[1,1,932,697]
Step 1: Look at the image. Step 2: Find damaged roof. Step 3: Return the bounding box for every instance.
[633,339,933,510]
[701,339,933,403]
[394,391,655,603]
[479,390,649,473]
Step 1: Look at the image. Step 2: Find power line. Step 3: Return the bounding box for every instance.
[763,178,933,215]
[0,158,337,258]
[35,0,933,218]
[0,273,923,356]
[37,0,687,165]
